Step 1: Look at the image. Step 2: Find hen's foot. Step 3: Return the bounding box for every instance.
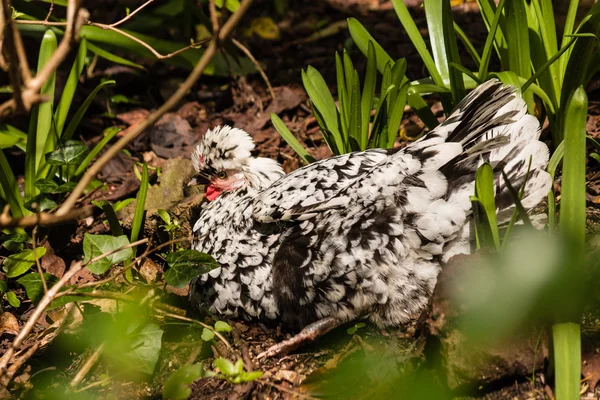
[257,317,343,359]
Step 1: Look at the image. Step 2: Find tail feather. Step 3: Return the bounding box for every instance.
[407,79,552,260]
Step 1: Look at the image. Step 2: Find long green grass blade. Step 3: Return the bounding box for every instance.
[474,163,500,251]
[349,70,362,151]
[36,30,57,170]
[271,114,315,164]
[478,0,506,80]
[54,38,87,136]
[130,163,149,243]
[347,18,393,74]
[552,323,581,400]
[391,0,444,87]
[476,0,509,63]
[505,0,531,80]
[62,80,116,142]
[0,150,25,218]
[336,53,349,137]
[0,124,27,151]
[521,38,577,93]
[387,82,409,148]
[407,92,439,129]
[559,0,580,75]
[86,41,145,70]
[360,42,377,149]
[74,127,122,177]
[453,22,481,68]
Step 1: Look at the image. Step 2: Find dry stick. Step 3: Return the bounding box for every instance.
[69,343,105,388]
[31,226,48,295]
[153,310,231,350]
[0,238,148,379]
[107,0,155,27]
[44,0,55,23]
[1,0,26,111]
[0,343,40,386]
[231,38,276,101]
[56,0,254,216]
[0,205,92,229]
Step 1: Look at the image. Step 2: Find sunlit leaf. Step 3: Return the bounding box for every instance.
[6,292,20,308]
[123,322,163,375]
[83,234,134,274]
[164,250,219,288]
[201,328,215,341]
[2,248,47,278]
[45,140,89,166]
[214,321,232,333]
[17,272,58,303]
[162,363,205,400]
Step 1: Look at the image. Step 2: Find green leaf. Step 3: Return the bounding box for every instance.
[504,0,531,80]
[240,371,263,382]
[45,140,89,166]
[271,114,315,164]
[36,30,58,171]
[553,323,581,400]
[164,250,219,288]
[24,194,57,212]
[214,321,232,333]
[3,248,47,278]
[0,280,6,293]
[163,363,204,400]
[348,70,362,151]
[478,0,506,80]
[130,163,148,244]
[472,163,500,251]
[17,273,58,303]
[201,328,215,341]
[360,41,377,149]
[6,292,20,308]
[0,234,27,252]
[157,209,171,224]
[123,322,163,375]
[83,234,134,274]
[34,178,59,194]
[214,358,236,376]
[347,18,393,73]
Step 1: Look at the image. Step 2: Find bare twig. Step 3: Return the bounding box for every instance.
[153,310,231,350]
[231,38,275,101]
[0,205,93,229]
[108,0,154,27]
[44,0,55,23]
[56,0,254,216]
[70,343,105,388]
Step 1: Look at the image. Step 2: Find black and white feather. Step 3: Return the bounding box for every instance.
[190,80,551,329]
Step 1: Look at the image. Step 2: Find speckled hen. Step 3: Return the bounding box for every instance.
[189,80,551,356]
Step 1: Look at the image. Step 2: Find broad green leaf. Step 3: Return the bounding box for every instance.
[24,194,57,212]
[157,209,171,224]
[214,321,232,333]
[162,363,205,400]
[123,322,163,375]
[0,281,6,293]
[201,328,215,341]
[0,234,27,252]
[17,272,58,303]
[6,292,20,308]
[83,234,134,274]
[164,250,219,288]
[45,140,89,166]
[214,358,236,376]
[347,18,393,73]
[271,114,315,164]
[240,371,263,382]
[3,247,47,278]
[0,124,27,151]
[34,179,59,194]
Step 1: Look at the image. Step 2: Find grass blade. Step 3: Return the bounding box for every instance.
[271,114,315,164]
[391,0,444,87]
[360,41,377,149]
[552,323,581,400]
[453,22,481,69]
[54,38,87,136]
[74,127,122,177]
[547,140,564,231]
[0,150,25,218]
[387,82,409,148]
[36,30,58,170]
[130,163,149,243]
[336,53,349,137]
[86,41,145,70]
[478,0,506,80]
[504,0,531,80]
[347,18,393,73]
[473,163,500,251]
[407,92,439,129]
[349,70,362,151]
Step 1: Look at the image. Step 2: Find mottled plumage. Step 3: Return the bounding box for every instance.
[190,80,551,331]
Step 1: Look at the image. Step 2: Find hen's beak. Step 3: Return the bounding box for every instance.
[187,174,210,187]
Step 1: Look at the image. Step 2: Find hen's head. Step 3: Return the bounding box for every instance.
[190,125,284,201]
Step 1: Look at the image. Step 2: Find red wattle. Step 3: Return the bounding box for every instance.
[205,184,222,201]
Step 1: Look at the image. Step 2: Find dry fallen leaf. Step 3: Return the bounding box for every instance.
[0,312,19,336]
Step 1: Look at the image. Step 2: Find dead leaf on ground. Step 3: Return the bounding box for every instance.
[582,337,600,390]
[0,312,19,335]
[41,242,66,278]
[139,259,160,283]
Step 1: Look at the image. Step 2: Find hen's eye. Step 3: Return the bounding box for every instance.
[216,171,228,179]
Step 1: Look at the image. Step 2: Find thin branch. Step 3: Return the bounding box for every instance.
[44,0,55,23]
[108,0,154,27]
[231,38,275,101]
[153,310,231,350]
[0,205,92,229]
[56,0,254,216]
[69,343,105,388]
